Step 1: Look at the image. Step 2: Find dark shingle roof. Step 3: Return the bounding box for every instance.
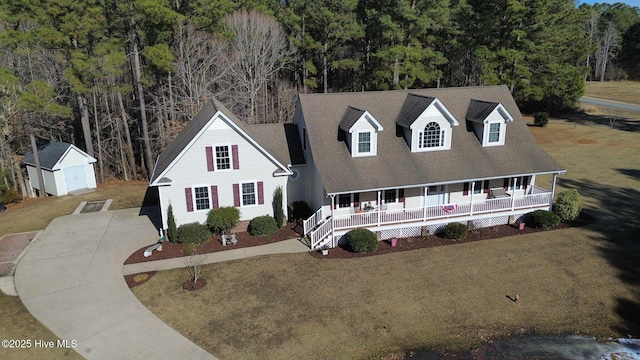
[467,99,500,123]
[297,85,564,194]
[339,106,366,131]
[22,139,77,170]
[242,123,305,167]
[396,94,437,128]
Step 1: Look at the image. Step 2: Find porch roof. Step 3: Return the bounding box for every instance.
[298,85,565,194]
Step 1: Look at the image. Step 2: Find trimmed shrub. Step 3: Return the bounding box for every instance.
[288,200,313,222]
[167,204,177,242]
[534,111,549,127]
[443,222,468,240]
[347,228,378,253]
[273,186,284,228]
[553,189,582,221]
[177,222,211,245]
[207,206,240,234]
[528,210,560,229]
[248,215,279,236]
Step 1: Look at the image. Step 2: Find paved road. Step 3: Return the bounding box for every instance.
[14,208,216,360]
[579,97,640,112]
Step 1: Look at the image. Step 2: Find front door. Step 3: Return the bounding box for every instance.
[425,185,446,206]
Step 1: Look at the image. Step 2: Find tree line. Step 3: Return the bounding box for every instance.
[0,0,638,198]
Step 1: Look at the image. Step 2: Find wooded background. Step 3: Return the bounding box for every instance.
[0,0,638,197]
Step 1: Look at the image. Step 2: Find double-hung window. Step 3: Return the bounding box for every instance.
[358,132,371,154]
[338,194,351,208]
[384,189,396,203]
[488,123,501,143]
[473,181,483,195]
[194,186,210,210]
[242,182,256,206]
[216,145,231,170]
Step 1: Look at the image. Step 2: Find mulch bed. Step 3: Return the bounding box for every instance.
[124,224,303,265]
[124,213,595,266]
[309,212,596,259]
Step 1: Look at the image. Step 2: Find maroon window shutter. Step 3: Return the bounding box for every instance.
[398,188,405,202]
[503,178,509,190]
[233,184,240,207]
[232,145,239,170]
[522,176,529,189]
[257,181,264,204]
[353,193,360,208]
[483,180,489,193]
[211,185,218,209]
[463,182,469,196]
[206,146,214,171]
[185,188,193,212]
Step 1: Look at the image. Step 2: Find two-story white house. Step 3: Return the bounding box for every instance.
[150,86,565,249]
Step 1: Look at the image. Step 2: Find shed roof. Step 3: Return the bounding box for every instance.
[22,139,95,171]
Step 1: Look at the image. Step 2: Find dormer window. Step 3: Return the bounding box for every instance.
[466,99,513,147]
[397,94,458,153]
[339,106,383,157]
[419,122,445,148]
[358,131,372,154]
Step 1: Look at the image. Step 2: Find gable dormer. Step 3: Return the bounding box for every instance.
[339,106,383,157]
[397,94,459,152]
[466,100,514,147]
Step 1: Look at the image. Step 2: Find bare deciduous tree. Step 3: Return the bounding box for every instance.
[222,10,293,123]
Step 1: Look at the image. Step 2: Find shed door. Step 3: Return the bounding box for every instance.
[64,165,87,192]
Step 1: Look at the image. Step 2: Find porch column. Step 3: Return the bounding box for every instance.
[510,177,517,211]
[377,190,381,226]
[423,186,428,221]
[330,195,336,247]
[549,173,558,210]
[469,181,475,216]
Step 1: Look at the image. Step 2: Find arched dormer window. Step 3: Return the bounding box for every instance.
[419,122,444,148]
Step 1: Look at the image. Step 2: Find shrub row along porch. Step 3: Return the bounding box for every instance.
[303,185,552,250]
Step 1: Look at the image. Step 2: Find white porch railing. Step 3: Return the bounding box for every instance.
[306,191,552,249]
[303,208,324,235]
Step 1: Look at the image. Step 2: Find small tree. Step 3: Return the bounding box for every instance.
[553,189,582,221]
[167,204,177,242]
[273,186,284,227]
[207,206,240,234]
[443,222,468,240]
[534,112,549,127]
[183,245,206,290]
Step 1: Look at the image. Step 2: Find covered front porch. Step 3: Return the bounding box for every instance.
[303,175,559,249]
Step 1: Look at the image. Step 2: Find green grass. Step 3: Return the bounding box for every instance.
[133,107,640,358]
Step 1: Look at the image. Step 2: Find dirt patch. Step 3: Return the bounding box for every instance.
[124,225,302,265]
[311,212,595,259]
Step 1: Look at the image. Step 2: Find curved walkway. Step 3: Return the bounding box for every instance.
[14,207,307,359]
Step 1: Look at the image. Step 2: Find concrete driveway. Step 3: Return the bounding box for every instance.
[14,207,216,360]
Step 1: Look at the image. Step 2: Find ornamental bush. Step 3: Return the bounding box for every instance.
[347,228,378,253]
[273,186,284,228]
[0,186,22,204]
[248,215,279,236]
[528,210,560,229]
[534,111,549,127]
[177,222,211,245]
[553,189,582,222]
[207,206,240,234]
[443,222,468,240]
[167,204,177,242]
